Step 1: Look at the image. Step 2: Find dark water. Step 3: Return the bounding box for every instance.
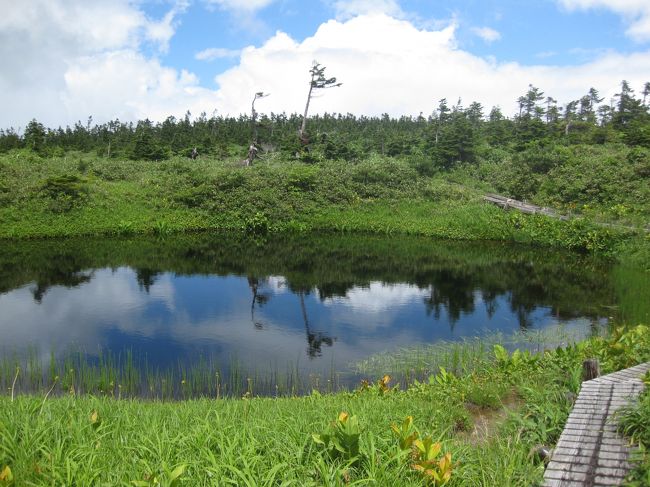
[0,233,618,384]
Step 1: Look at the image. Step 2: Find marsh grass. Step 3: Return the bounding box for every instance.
[0,326,588,401]
[612,263,650,324]
[1,325,649,485]
[0,348,348,400]
[0,366,551,486]
[354,325,590,385]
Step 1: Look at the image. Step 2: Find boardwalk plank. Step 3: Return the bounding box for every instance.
[542,362,649,486]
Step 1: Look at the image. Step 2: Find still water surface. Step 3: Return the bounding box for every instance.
[0,233,617,381]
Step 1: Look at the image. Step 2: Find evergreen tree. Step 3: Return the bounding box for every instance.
[131,120,167,161]
[613,80,642,129]
[433,103,478,168]
[643,82,650,106]
[24,119,46,153]
[0,128,22,152]
[516,85,546,144]
[484,106,512,147]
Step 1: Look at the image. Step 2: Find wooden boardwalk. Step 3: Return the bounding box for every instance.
[542,362,650,487]
[483,194,566,219]
[483,193,649,233]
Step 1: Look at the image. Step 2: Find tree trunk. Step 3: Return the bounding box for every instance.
[300,84,313,137]
[582,359,600,381]
[251,100,257,143]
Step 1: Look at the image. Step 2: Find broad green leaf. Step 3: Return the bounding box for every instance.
[493,344,508,362]
[0,466,13,482]
[169,464,186,486]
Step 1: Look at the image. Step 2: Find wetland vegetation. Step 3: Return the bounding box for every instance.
[2,233,637,399]
[1,82,649,484]
[1,325,648,485]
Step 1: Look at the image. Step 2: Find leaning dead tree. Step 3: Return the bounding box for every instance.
[299,62,341,145]
[251,91,269,144]
[242,91,269,166]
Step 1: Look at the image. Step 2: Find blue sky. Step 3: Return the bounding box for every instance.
[1,0,650,127]
[144,0,637,86]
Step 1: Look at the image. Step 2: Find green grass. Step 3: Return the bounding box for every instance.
[2,325,649,485]
[354,325,590,383]
[1,149,649,484]
[0,349,327,401]
[0,355,555,486]
[0,151,641,258]
[617,378,650,486]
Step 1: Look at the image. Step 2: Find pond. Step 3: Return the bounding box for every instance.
[0,233,628,397]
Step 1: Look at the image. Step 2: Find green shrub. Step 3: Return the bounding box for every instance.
[0,180,10,207]
[312,412,362,465]
[617,385,650,486]
[215,170,247,191]
[515,144,571,174]
[628,148,650,177]
[464,378,508,409]
[244,212,270,235]
[351,156,414,186]
[423,180,474,202]
[173,184,214,208]
[92,161,136,181]
[286,165,320,192]
[40,174,89,213]
[405,155,437,177]
[76,158,91,174]
[584,325,650,372]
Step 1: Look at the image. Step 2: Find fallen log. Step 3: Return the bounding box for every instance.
[483,194,567,219]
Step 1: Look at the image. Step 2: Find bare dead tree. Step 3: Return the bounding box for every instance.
[243,91,269,166]
[299,62,342,143]
[251,91,269,144]
[298,291,335,359]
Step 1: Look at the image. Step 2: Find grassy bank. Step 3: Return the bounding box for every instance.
[1,325,648,486]
[1,147,649,485]
[1,150,646,261]
[618,378,650,486]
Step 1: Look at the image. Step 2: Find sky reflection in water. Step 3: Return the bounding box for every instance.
[0,234,616,376]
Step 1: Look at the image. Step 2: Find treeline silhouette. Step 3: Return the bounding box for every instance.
[1,81,649,168]
[0,233,616,330]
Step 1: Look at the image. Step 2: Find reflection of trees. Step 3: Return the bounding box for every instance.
[31,271,93,303]
[17,250,96,303]
[423,270,476,328]
[243,276,336,357]
[299,290,335,359]
[135,268,160,293]
[317,281,356,300]
[2,234,618,333]
[482,290,499,319]
[247,276,270,329]
[416,262,605,330]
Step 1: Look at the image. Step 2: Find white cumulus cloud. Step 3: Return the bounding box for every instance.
[62,50,222,123]
[557,0,650,42]
[211,14,650,118]
[0,0,197,128]
[2,5,650,129]
[195,47,243,61]
[332,0,403,20]
[471,26,501,43]
[145,0,190,54]
[204,0,276,13]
